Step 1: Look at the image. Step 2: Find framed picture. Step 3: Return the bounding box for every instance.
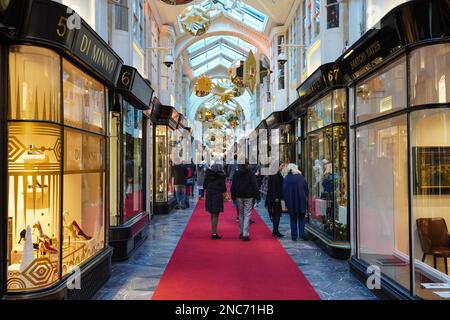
[413,146,450,195]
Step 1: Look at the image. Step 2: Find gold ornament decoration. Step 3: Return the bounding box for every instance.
[244,50,259,94]
[179,5,211,37]
[219,93,233,105]
[195,75,213,97]
[229,59,245,88]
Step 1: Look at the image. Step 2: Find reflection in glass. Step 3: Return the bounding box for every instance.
[123,103,144,222]
[307,94,332,132]
[410,44,450,106]
[355,57,406,123]
[63,59,105,134]
[9,45,60,122]
[357,115,410,291]
[411,108,450,299]
[7,122,61,291]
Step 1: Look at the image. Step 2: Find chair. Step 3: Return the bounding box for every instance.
[416,218,450,275]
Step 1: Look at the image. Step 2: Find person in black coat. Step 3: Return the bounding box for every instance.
[204,163,227,240]
[231,163,259,241]
[172,161,188,209]
[265,162,285,238]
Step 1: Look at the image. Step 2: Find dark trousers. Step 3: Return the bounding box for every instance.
[289,212,306,240]
[269,202,282,234]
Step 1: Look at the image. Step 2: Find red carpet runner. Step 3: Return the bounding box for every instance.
[152,199,320,300]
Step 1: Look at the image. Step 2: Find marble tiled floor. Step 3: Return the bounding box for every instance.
[94,198,377,300]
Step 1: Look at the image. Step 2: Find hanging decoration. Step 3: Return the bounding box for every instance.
[195,75,213,97]
[179,5,211,36]
[229,59,246,88]
[243,50,259,94]
[161,0,194,5]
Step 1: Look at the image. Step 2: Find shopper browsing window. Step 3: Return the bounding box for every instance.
[172,161,188,209]
[231,162,260,241]
[204,162,227,240]
[265,162,285,238]
[282,163,309,241]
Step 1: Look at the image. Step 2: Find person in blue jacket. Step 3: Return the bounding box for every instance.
[282,163,309,241]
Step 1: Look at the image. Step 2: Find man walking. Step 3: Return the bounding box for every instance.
[172,161,188,209]
[231,162,260,241]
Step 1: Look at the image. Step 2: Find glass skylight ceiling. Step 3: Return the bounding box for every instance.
[188,36,256,77]
[178,0,268,34]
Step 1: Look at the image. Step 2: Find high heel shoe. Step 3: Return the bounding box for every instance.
[33,221,50,241]
[18,229,26,244]
[71,220,92,240]
[38,237,58,255]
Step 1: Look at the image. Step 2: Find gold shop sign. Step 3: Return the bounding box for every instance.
[72,20,120,84]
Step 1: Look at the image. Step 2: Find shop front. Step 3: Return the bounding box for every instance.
[151,99,178,214]
[109,66,154,260]
[297,63,350,259]
[265,111,296,166]
[338,0,450,299]
[0,0,123,299]
[283,98,306,172]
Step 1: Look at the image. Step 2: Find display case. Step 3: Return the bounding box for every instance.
[108,65,154,260]
[151,99,178,214]
[337,0,450,300]
[0,0,123,299]
[296,63,350,259]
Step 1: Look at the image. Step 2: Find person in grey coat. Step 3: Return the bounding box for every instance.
[196,160,207,199]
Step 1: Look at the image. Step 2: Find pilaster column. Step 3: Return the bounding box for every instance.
[158,25,176,106]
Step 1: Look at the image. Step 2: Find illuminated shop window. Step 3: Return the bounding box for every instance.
[327,0,339,29]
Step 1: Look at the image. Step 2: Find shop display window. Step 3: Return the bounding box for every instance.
[7,45,62,292]
[123,102,144,222]
[411,108,450,299]
[62,130,105,275]
[356,115,410,291]
[62,61,106,276]
[410,44,450,106]
[9,46,60,121]
[155,125,173,202]
[332,89,346,123]
[307,127,333,237]
[63,60,105,134]
[7,122,61,291]
[333,125,348,240]
[355,57,407,123]
[278,124,295,165]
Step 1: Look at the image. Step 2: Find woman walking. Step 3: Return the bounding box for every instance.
[204,162,227,239]
[265,162,285,238]
[282,163,309,241]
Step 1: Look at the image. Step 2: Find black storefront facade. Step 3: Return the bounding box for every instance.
[151,99,179,214]
[295,63,350,259]
[337,0,450,299]
[0,0,124,299]
[109,66,154,261]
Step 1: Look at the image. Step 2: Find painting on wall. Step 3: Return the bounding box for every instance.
[413,147,450,195]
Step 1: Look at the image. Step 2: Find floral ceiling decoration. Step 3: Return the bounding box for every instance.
[179,5,211,36]
[194,74,213,97]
